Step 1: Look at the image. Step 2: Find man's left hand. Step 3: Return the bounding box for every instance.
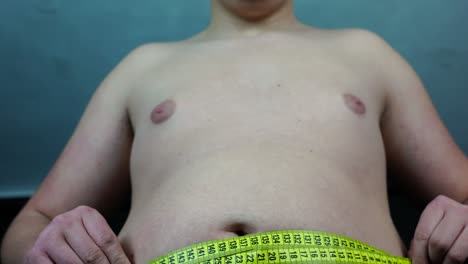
[409,195,468,264]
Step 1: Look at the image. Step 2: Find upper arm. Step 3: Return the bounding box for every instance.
[357,31,468,204]
[23,44,158,219]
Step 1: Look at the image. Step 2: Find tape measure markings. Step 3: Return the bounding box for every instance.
[148,230,411,264]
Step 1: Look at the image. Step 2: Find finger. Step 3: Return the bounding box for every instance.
[409,204,445,264]
[36,254,54,264]
[442,225,468,264]
[64,219,110,264]
[82,208,131,264]
[25,249,54,264]
[428,213,465,263]
[44,233,83,264]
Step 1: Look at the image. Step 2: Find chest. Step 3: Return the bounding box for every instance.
[127,44,386,137]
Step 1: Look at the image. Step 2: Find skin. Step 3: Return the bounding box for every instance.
[2,0,468,263]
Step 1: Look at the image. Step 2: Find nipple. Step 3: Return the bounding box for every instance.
[151,99,176,124]
[343,93,366,116]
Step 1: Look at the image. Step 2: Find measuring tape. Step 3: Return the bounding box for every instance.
[148,230,411,264]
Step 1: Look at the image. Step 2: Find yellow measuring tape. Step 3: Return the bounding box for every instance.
[148,230,411,264]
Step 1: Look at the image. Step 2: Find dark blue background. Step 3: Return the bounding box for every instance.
[1,0,467,198]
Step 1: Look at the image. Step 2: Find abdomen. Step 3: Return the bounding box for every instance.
[119,147,404,263]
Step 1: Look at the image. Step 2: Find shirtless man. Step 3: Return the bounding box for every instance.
[2,0,468,263]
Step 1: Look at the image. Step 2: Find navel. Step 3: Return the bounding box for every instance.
[343,93,366,116]
[150,99,176,124]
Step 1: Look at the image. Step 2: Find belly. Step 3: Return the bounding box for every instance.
[118,149,406,264]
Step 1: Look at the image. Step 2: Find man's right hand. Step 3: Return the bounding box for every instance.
[25,206,131,264]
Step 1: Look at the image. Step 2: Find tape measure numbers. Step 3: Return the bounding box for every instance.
[148,230,411,264]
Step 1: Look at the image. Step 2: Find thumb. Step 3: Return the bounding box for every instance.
[82,208,132,264]
[409,198,445,264]
[409,237,430,264]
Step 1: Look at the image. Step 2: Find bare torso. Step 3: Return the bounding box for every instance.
[117,28,406,263]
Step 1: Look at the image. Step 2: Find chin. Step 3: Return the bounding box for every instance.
[220,0,288,20]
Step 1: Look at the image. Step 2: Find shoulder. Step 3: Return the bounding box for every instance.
[89,42,178,109]
[333,28,393,52]
[338,28,417,82]
[101,42,178,92]
[325,28,412,87]
[299,27,403,70]
[328,28,401,67]
[117,43,176,73]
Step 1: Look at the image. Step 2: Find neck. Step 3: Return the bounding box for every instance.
[197,0,304,41]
